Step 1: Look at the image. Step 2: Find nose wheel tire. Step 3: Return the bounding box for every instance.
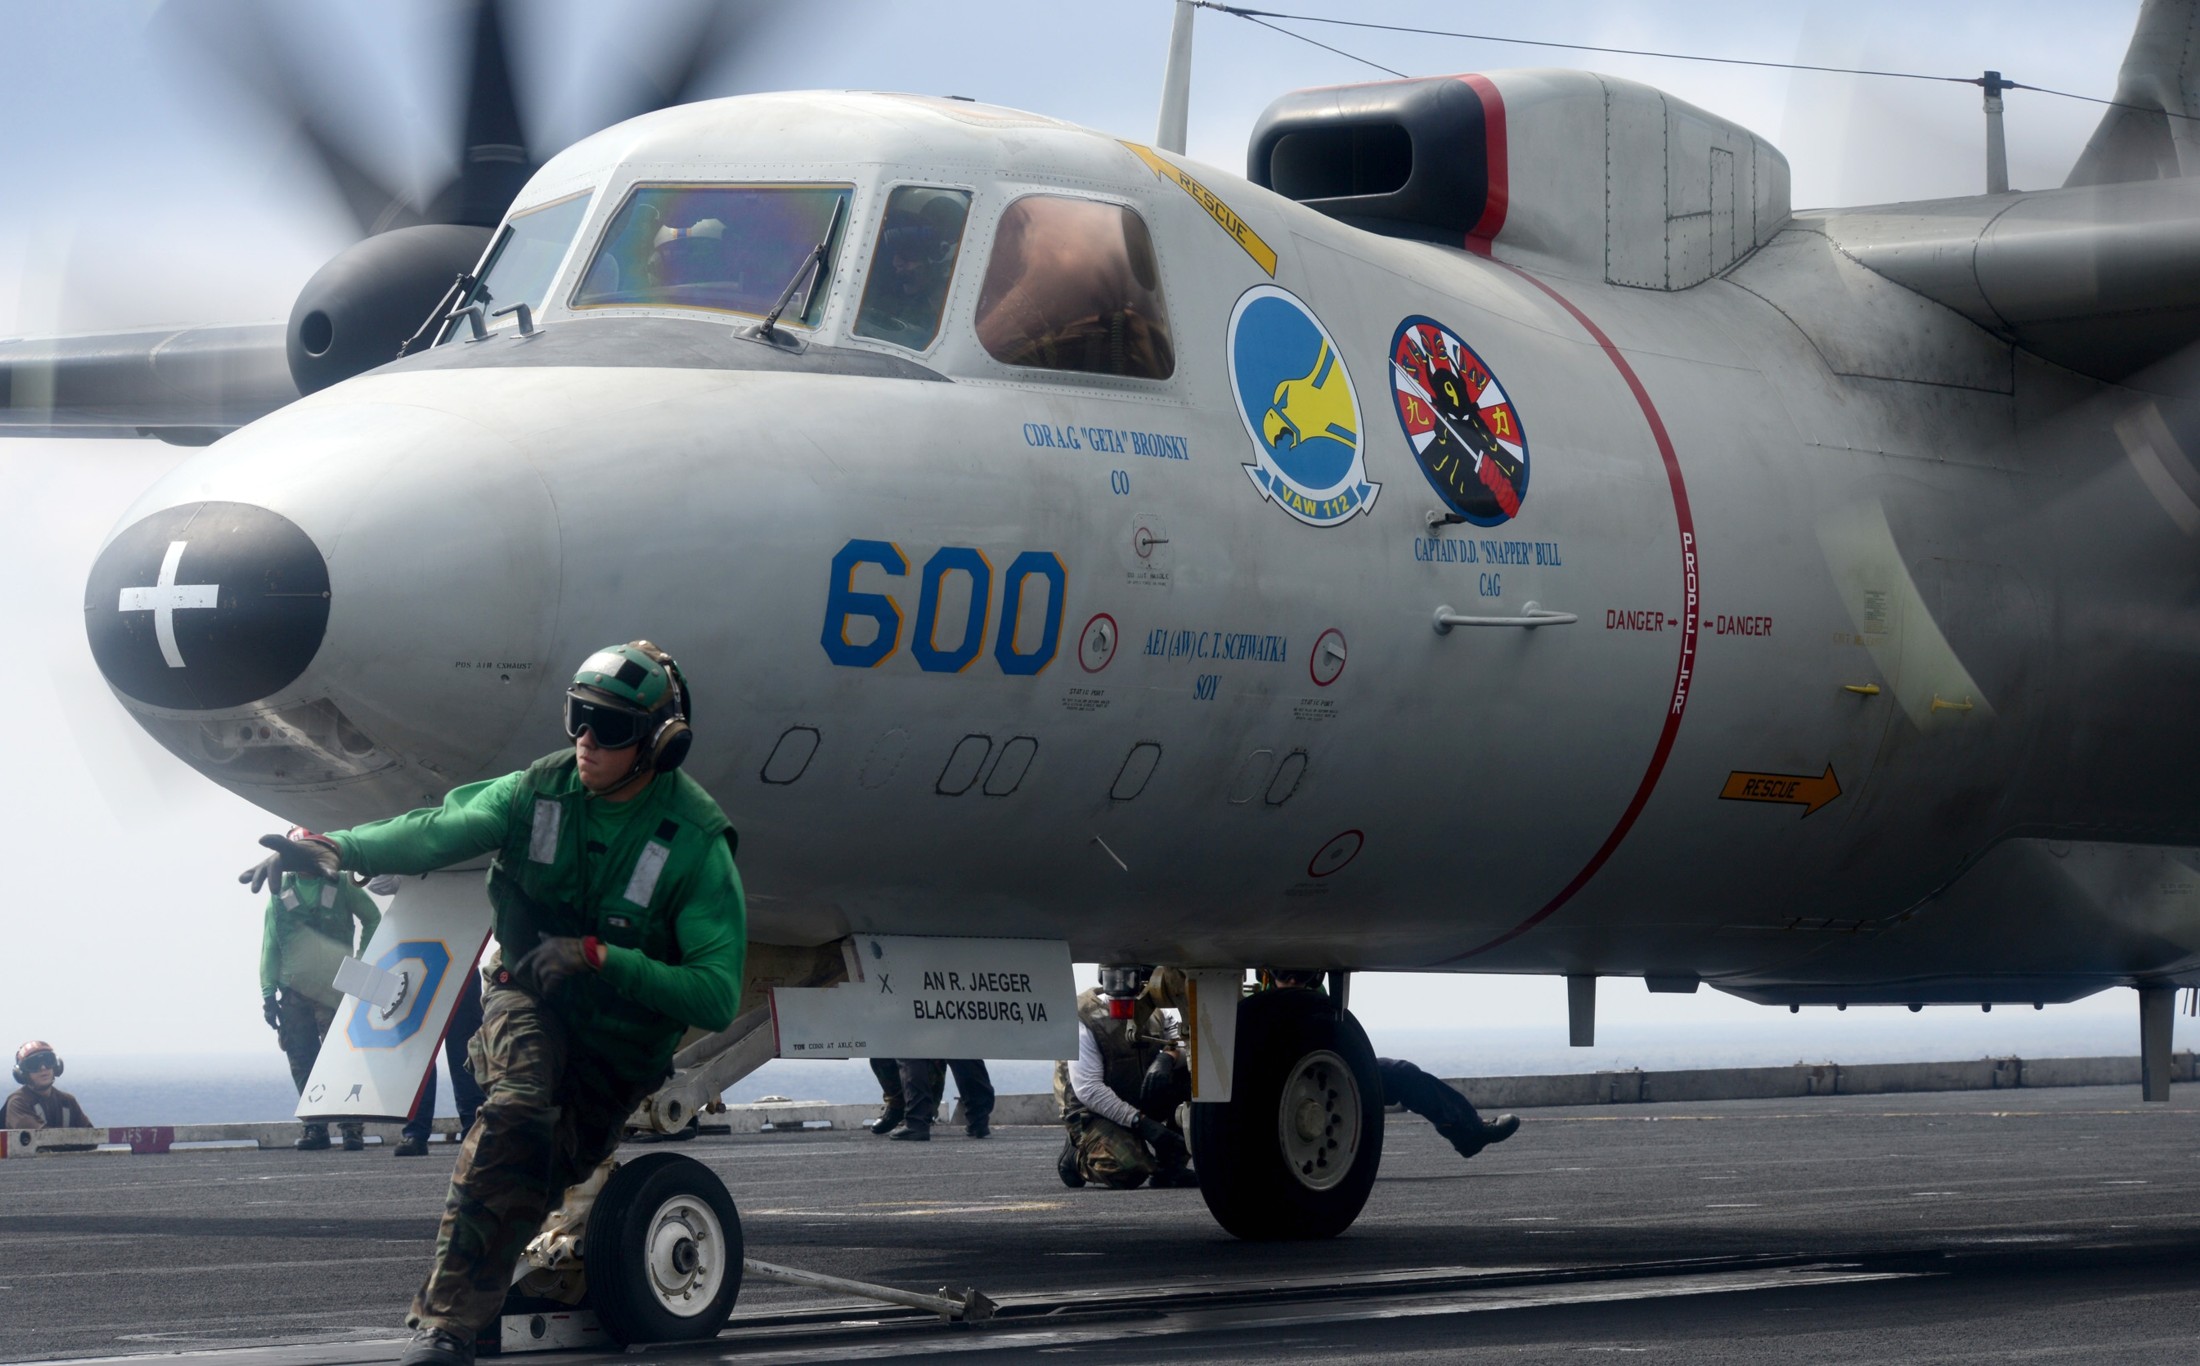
[1190,986,1385,1240]
[582,1152,742,1344]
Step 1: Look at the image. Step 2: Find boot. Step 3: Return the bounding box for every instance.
[393,1134,429,1157]
[888,1120,931,1141]
[294,1123,330,1151]
[869,1104,904,1136]
[1149,1163,1200,1189]
[340,1125,366,1152]
[1056,1133,1086,1188]
[1438,1112,1519,1160]
[396,1324,475,1366]
[965,1115,992,1139]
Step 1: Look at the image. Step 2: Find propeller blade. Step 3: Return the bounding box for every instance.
[594,0,800,132]
[445,0,536,228]
[155,2,416,239]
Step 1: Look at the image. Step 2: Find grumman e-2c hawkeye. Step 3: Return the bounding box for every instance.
[10,0,2200,1346]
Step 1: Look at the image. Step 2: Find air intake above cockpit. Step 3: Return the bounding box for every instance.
[1249,70,1791,290]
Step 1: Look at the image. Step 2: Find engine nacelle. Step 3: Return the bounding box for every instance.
[1250,70,1789,289]
[286,224,493,395]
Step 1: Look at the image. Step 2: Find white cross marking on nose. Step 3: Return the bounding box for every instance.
[117,540,220,669]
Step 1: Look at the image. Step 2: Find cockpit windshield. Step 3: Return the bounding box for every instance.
[854,186,972,350]
[453,191,592,336]
[571,183,854,324]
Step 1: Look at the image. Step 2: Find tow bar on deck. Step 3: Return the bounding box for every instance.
[740,1256,997,1322]
[492,1256,994,1353]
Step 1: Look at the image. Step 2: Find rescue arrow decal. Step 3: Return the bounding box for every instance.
[1121,141,1278,276]
[1720,766,1842,817]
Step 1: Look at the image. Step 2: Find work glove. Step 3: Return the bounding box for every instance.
[510,936,593,1000]
[239,833,341,894]
[1134,1116,1189,1164]
[262,994,282,1031]
[366,874,402,896]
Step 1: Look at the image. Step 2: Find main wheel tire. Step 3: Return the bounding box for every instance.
[1190,987,1385,1240]
[582,1152,742,1344]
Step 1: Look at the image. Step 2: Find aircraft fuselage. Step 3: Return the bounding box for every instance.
[84,91,2200,1006]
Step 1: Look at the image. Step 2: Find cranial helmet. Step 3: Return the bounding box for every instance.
[572,643,677,712]
[565,641,693,776]
[13,1039,60,1085]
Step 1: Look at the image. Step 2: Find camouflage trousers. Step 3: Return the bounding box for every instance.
[1064,1112,1184,1189]
[276,995,360,1140]
[408,983,655,1336]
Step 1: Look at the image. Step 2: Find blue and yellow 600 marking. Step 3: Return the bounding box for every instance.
[822,538,1067,676]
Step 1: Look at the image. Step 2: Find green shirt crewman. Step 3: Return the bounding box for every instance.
[239,641,745,1366]
[260,868,381,1007]
[259,861,381,1150]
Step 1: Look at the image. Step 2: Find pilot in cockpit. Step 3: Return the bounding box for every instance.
[854,191,968,348]
[650,217,730,292]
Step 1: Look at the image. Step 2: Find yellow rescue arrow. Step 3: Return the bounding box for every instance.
[1120,141,1278,276]
[1719,765,1842,817]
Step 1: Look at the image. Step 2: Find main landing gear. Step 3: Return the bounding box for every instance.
[1190,985,1386,1240]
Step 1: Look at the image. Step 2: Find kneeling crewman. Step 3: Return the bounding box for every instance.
[1055,966,1196,1189]
[239,642,746,1366]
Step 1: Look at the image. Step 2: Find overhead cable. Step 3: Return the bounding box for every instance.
[1195,2,2200,122]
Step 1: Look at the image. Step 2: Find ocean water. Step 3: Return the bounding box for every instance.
[47,1010,2176,1127]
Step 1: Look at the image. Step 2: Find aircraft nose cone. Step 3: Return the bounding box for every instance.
[84,501,330,711]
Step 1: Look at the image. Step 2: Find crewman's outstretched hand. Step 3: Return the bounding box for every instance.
[239,833,341,894]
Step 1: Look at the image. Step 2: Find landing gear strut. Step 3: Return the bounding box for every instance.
[1190,986,1385,1240]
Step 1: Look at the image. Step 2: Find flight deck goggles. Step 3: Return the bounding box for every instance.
[564,690,653,750]
[18,1051,57,1073]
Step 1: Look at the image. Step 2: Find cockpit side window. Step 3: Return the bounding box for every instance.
[974,195,1174,380]
[853,186,973,350]
[571,183,853,324]
[450,191,592,338]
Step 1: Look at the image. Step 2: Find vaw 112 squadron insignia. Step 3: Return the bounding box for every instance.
[1228,284,1378,527]
[1389,316,1528,527]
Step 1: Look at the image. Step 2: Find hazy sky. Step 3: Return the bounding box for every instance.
[0,0,2184,1065]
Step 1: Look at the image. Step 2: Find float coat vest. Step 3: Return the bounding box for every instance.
[1054,987,1163,1123]
[263,874,377,1007]
[486,751,733,1083]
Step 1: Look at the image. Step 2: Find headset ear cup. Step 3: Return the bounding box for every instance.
[653,719,693,773]
[9,1069,21,1086]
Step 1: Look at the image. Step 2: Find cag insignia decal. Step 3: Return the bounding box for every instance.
[1389,316,1528,526]
[1228,284,1378,526]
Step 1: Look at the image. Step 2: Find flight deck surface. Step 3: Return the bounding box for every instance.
[5,1085,2195,1364]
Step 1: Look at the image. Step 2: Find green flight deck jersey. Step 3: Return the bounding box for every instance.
[260,873,381,1009]
[325,750,746,1085]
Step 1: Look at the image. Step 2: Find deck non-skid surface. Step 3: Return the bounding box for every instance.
[3,1085,2195,1364]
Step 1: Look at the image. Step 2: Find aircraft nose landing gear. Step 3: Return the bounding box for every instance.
[583,1152,743,1343]
[1191,986,1385,1239]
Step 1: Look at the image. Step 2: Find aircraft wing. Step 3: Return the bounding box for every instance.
[0,322,296,445]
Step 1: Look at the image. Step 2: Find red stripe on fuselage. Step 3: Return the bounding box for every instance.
[1460,74,1508,254]
[1446,270,1701,962]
